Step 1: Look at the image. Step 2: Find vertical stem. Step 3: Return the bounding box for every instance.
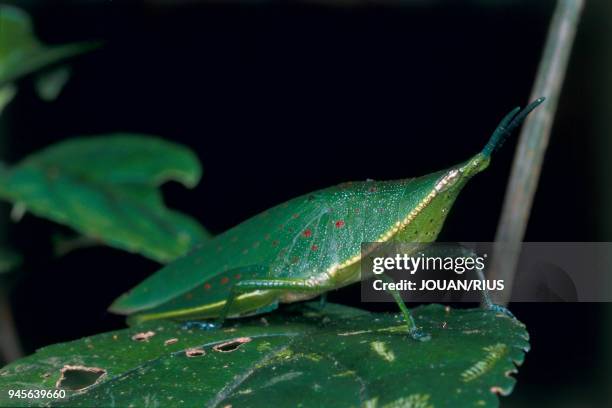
[0,288,23,363]
[489,0,584,305]
[0,93,23,363]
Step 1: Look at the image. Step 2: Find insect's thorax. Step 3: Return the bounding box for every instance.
[318,157,489,289]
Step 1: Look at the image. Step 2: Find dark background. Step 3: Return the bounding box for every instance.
[2,1,610,406]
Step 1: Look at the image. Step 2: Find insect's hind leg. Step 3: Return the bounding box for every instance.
[318,293,328,309]
[380,273,431,342]
[215,278,333,328]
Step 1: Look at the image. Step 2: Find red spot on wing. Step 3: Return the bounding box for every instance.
[234,274,241,280]
[311,244,318,251]
[335,220,345,228]
[220,277,229,285]
[302,229,312,238]
[204,283,212,290]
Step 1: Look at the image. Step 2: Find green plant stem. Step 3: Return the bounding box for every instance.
[489,0,584,305]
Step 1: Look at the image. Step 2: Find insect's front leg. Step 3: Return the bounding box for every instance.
[215,278,333,328]
[474,266,515,318]
[380,273,431,342]
[442,245,515,318]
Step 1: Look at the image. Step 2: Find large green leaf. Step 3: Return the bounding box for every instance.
[0,135,208,263]
[0,304,529,407]
[0,5,97,87]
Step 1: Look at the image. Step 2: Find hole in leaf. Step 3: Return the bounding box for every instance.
[56,365,106,391]
[213,337,252,353]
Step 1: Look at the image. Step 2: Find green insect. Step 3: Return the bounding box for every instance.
[110,98,544,341]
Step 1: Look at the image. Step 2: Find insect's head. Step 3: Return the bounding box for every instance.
[433,155,489,194]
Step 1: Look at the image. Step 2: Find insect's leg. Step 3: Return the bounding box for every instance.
[474,266,515,318]
[420,244,514,318]
[215,278,332,328]
[380,273,431,342]
[318,293,328,309]
[449,245,515,318]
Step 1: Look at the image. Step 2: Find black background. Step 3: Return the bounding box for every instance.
[2,1,609,406]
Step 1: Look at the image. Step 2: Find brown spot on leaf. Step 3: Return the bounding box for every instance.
[213,337,252,353]
[185,348,205,357]
[131,331,155,342]
[164,338,179,346]
[56,365,106,391]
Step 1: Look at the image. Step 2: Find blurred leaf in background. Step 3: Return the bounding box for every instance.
[0,5,98,111]
[0,135,209,263]
[0,246,20,275]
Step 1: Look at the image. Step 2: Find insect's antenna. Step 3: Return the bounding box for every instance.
[482,97,546,157]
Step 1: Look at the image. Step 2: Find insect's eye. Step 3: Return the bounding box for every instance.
[434,169,461,193]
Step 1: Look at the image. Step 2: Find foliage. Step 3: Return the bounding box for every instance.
[0,5,97,112]
[0,303,529,407]
[0,135,208,263]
